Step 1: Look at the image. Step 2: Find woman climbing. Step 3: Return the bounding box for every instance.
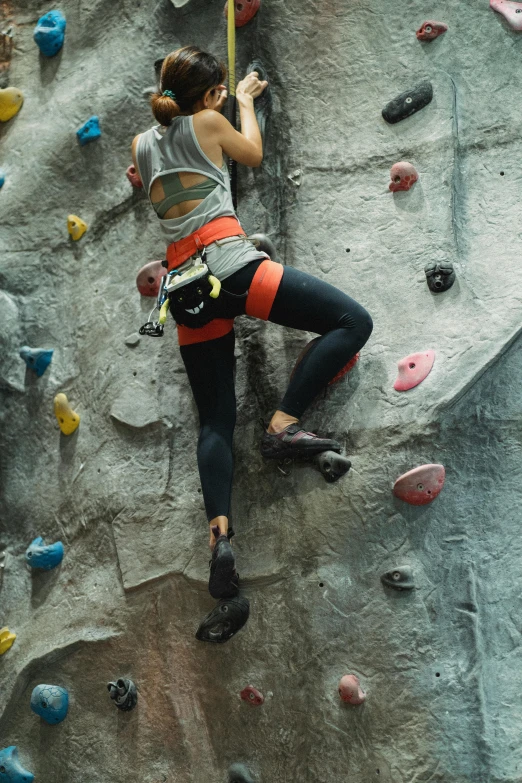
[132,45,373,611]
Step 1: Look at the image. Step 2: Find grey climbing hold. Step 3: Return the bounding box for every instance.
[228,762,255,783]
[247,59,272,136]
[381,567,415,591]
[107,678,138,711]
[249,233,277,260]
[196,596,250,643]
[110,382,160,429]
[382,81,433,124]
[425,261,456,293]
[124,333,141,347]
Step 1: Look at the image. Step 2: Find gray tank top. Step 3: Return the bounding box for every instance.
[135,115,266,280]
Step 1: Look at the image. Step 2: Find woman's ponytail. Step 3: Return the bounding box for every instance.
[150,92,181,127]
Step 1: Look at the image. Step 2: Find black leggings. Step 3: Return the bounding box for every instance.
[180,260,373,521]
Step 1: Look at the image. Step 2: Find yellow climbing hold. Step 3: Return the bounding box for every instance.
[0,627,16,655]
[54,393,80,435]
[0,87,24,122]
[67,214,88,241]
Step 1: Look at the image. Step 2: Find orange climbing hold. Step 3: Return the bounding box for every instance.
[393,350,435,391]
[338,675,366,705]
[223,0,261,27]
[393,464,445,506]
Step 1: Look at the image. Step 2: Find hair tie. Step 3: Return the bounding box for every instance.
[163,89,176,101]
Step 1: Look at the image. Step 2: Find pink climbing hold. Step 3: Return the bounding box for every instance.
[393,350,435,391]
[223,0,261,27]
[393,464,445,506]
[136,260,166,298]
[328,353,359,385]
[126,165,143,189]
[490,0,522,30]
[416,20,448,41]
[338,675,366,706]
[389,162,418,193]
[240,686,264,706]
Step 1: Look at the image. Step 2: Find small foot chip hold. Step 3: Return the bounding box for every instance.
[0,87,23,122]
[126,165,143,188]
[196,596,250,643]
[224,0,261,27]
[33,10,66,56]
[416,20,448,41]
[393,350,435,391]
[26,537,64,571]
[228,763,255,783]
[382,81,433,124]
[30,685,69,724]
[76,115,101,146]
[338,674,366,705]
[136,259,167,297]
[54,393,80,435]
[240,686,264,706]
[19,346,53,377]
[393,464,445,505]
[0,627,16,655]
[389,161,418,192]
[107,678,138,711]
[381,567,415,591]
[0,747,34,782]
[314,451,351,483]
[425,261,456,293]
[490,0,522,29]
[67,214,88,241]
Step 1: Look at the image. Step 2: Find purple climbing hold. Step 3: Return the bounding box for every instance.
[19,346,53,377]
[393,350,435,391]
[33,10,66,57]
[76,116,101,146]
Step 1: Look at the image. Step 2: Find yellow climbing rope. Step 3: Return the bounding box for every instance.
[227,0,236,98]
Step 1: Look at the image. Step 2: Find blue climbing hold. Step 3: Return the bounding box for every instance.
[76,116,101,146]
[0,747,34,782]
[25,537,64,570]
[19,346,53,377]
[0,170,5,189]
[30,684,69,724]
[33,10,66,57]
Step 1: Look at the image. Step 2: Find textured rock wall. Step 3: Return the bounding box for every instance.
[2,0,522,781]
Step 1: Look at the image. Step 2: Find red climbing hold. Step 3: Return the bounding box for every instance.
[223,0,261,27]
[338,675,366,706]
[126,165,143,189]
[416,21,448,41]
[393,464,445,506]
[136,260,166,298]
[393,350,435,391]
[328,354,359,385]
[240,686,264,706]
[389,162,418,193]
[490,0,522,30]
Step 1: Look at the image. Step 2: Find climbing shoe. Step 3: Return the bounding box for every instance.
[208,526,239,600]
[260,423,342,460]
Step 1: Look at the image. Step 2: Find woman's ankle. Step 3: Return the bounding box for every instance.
[267,411,299,434]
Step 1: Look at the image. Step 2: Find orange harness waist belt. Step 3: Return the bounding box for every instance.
[166,216,246,272]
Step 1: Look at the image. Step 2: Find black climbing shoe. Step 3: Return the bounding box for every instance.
[195,596,250,644]
[260,423,342,460]
[208,526,239,600]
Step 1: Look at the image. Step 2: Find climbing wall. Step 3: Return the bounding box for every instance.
[2,0,522,780]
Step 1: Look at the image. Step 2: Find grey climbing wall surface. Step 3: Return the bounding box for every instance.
[1,0,522,780]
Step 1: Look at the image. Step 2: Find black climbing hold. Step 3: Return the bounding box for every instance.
[107,678,138,711]
[314,451,351,483]
[246,59,272,136]
[195,596,250,643]
[381,567,414,591]
[228,762,255,783]
[382,81,433,124]
[425,261,456,293]
[154,57,164,84]
[249,233,277,260]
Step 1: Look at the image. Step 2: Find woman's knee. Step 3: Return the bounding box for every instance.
[338,304,373,343]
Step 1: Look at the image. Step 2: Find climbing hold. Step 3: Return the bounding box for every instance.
[107,678,138,711]
[136,259,167,297]
[0,627,16,655]
[490,0,522,30]
[338,675,366,705]
[393,464,445,505]
[30,685,69,724]
[287,168,302,186]
[76,116,101,146]
[124,333,140,347]
[19,346,54,377]
[389,162,418,193]
[249,233,276,260]
[26,537,64,571]
[0,87,23,122]
[394,350,435,391]
[382,81,433,124]
[0,170,5,189]
[223,0,261,27]
[425,261,456,293]
[54,393,80,435]
[33,10,66,57]
[126,165,143,189]
[67,214,88,241]
[381,567,415,591]
[0,747,34,782]
[240,686,264,706]
[196,596,250,643]
[247,59,272,136]
[416,21,448,41]
[228,763,255,783]
[170,0,191,6]
[329,353,359,385]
